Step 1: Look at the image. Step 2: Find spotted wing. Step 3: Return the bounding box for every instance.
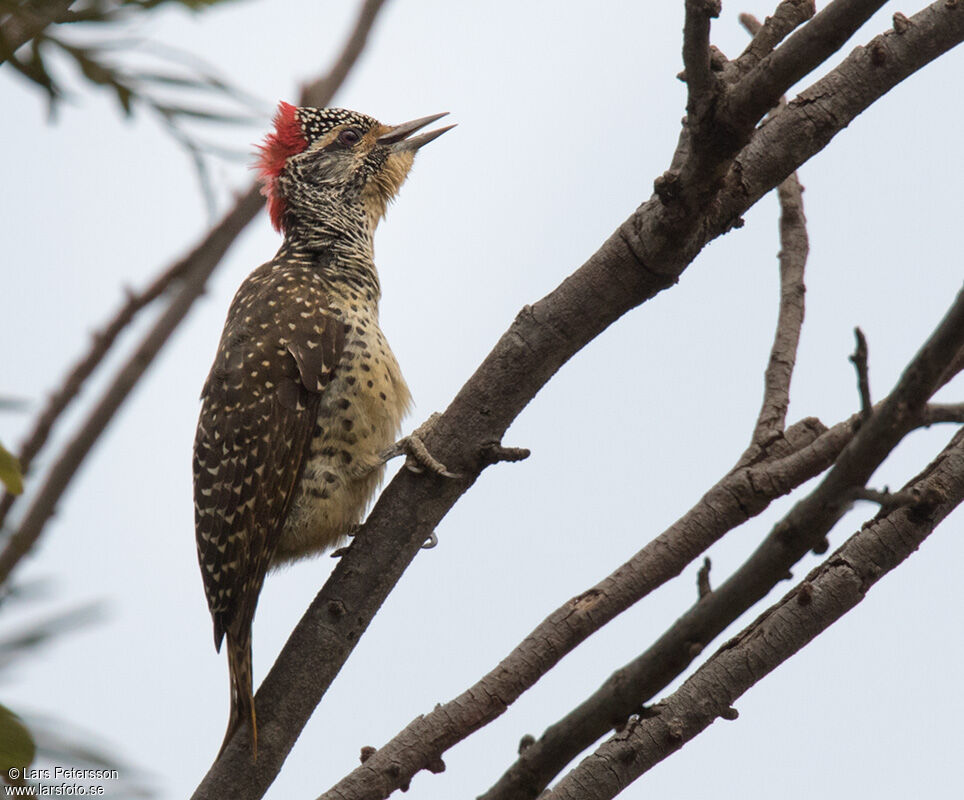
[193,265,345,649]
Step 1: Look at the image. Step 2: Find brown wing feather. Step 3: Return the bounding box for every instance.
[193,262,345,650]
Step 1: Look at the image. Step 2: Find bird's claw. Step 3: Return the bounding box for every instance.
[422,532,438,549]
[383,413,460,478]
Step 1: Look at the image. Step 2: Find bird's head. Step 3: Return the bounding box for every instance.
[256,102,453,234]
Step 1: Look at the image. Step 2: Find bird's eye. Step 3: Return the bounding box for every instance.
[338,128,362,146]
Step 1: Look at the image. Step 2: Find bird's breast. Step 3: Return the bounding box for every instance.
[272,313,411,566]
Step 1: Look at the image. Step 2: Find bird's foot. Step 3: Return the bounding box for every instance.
[382,413,460,478]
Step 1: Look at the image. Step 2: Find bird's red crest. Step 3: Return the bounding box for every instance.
[256,101,308,232]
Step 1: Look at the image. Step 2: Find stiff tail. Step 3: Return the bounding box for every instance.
[219,633,257,759]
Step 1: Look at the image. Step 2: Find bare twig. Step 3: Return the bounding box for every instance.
[0,0,74,64]
[748,171,808,453]
[549,427,964,799]
[850,327,872,420]
[852,486,919,510]
[682,0,721,112]
[0,0,392,588]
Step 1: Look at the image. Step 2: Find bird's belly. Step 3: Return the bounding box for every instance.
[271,331,411,566]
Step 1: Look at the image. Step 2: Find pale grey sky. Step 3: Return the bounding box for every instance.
[3,2,963,798]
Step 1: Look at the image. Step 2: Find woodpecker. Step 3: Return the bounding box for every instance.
[193,102,453,757]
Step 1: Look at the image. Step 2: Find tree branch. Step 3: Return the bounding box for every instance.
[747,170,808,453]
[922,402,964,426]
[712,0,964,238]
[315,418,850,800]
[548,426,964,798]
[478,295,964,800]
[729,1,815,80]
[849,326,872,420]
[724,0,889,130]
[682,0,721,114]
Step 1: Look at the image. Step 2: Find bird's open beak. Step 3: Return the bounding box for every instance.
[378,112,456,152]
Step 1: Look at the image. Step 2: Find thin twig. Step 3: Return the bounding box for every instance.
[548,427,964,799]
[850,327,872,420]
[852,486,919,510]
[682,0,721,114]
[748,170,808,452]
[696,557,712,599]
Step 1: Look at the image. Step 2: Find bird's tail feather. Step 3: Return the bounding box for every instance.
[220,633,257,759]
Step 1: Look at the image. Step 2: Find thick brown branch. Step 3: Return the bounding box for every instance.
[725,0,889,130]
[548,427,964,798]
[714,0,964,233]
[192,4,964,796]
[0,0,73,64]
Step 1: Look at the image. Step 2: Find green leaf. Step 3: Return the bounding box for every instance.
[0,704,35,774]
[0,443,22,496]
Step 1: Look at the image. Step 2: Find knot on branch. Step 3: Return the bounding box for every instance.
[480,442,531,466]
[697,557,712,598]
[517,734,535,755]
[892,12,912,34]
[654,170,682,205]
[870,38,888,67]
